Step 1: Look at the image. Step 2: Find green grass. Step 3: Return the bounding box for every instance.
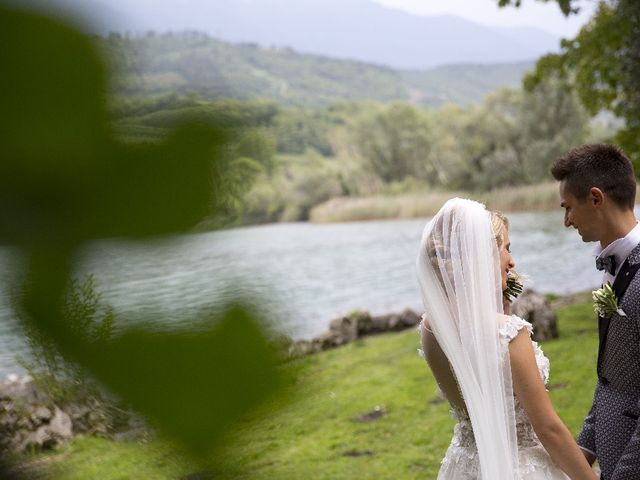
[14,300,599,479]
[12,437,192,479]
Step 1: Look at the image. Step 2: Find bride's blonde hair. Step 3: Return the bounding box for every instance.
[489,210,508,247]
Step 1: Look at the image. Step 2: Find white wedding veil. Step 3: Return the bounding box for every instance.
[416,198,518,478]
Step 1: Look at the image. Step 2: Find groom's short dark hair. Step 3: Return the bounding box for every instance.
[551,144,636,210]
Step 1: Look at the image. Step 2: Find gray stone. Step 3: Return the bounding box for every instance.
[370,314,392,332]
[316,331,342,349]
[19,425,52,451]
[49,407,73,440]
[285,308,425,358]
[15,406,74,451]
[512,290,558,341]
[374,310,419,331]
[31,406,52,422]
[352,311,373,335]
[329,315,359,343]
[399,309,420,328]
[0,375,46,405]
[0,374,144,455]
[288,340,318,357]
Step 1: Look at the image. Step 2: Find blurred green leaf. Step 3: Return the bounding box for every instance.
[0,4,290,471]
[0,6,223,245]
[94,125,223,238]
[0,6,107,159]
[80,305,286,459]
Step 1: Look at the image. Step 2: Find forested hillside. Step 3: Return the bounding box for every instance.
[100,32,617,229]
[102,32,533,108]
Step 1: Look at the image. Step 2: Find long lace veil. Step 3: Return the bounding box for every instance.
[416,198,518,478]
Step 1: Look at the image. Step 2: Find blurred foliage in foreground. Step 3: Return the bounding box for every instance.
[0,4,290,477]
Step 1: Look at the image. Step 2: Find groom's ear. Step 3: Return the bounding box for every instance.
[590,187,604,206]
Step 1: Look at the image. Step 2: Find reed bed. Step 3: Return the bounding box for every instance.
[310,182,561,223]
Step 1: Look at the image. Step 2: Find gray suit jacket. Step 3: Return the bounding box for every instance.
[577,242,640,480]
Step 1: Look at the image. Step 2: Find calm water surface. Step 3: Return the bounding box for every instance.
[0,210,603,376]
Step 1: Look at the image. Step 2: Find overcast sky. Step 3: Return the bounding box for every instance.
[373,0,596,37]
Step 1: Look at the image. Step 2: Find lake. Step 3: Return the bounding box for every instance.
[0,210,603,376]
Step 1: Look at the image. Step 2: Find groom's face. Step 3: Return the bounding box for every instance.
[559,181,598,242]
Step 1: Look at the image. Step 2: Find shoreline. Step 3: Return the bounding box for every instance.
[1,290,594,379]
[285,289,592,358]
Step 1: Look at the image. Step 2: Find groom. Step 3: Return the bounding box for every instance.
[552,144,640,480]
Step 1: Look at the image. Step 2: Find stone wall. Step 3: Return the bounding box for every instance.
[287,290,558,357]
[0,374,142,454]
[287,309,421,357]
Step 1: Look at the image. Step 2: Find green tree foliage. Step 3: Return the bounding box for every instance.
[107,72,592,225]
[100,31,531,108]
[102,32,408,107]
[498,0,579,16]
[461,79,588,189]
[201,77,591,224]
[337,79,587,193]
[353,103,432,184]
[272,107,337,156]
[0,5,290,476]
[499,0,640,166]
[112,97,279,227]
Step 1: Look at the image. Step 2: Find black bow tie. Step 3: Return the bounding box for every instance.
[596,255,617,275]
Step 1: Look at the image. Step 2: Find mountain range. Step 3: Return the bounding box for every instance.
[105,33,534,108]
[24,0,560,69]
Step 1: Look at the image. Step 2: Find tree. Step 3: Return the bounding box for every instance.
[498,0,580,16]
[456,79,588,189]
[354,103,433,184]
[498,0,640,167]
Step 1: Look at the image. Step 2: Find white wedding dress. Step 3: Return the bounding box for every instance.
[420,315,569,479]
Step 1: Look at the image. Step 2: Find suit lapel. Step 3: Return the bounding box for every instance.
[597,253,640,378]
[613,260,640,301]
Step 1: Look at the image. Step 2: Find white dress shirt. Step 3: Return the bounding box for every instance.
[594,220,640,284]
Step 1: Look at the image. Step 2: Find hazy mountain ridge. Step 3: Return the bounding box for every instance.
[105,32,534,108]
[33,0,560,69]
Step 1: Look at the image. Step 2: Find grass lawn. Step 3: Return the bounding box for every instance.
[14,300,599,479]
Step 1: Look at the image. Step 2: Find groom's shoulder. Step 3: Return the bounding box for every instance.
[628,242,640,266]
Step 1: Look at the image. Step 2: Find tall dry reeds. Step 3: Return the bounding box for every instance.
[309,182,562,223]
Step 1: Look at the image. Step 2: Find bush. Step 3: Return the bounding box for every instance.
[16,276,120,418]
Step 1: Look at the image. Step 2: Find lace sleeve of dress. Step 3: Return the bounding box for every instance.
[417,313,429,359]
[498,315,533,343]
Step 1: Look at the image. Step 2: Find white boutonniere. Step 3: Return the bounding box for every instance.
[504,271,526,303]
[592,282,626,318]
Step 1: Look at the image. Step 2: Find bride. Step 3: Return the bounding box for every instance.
[417,198,597,479]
